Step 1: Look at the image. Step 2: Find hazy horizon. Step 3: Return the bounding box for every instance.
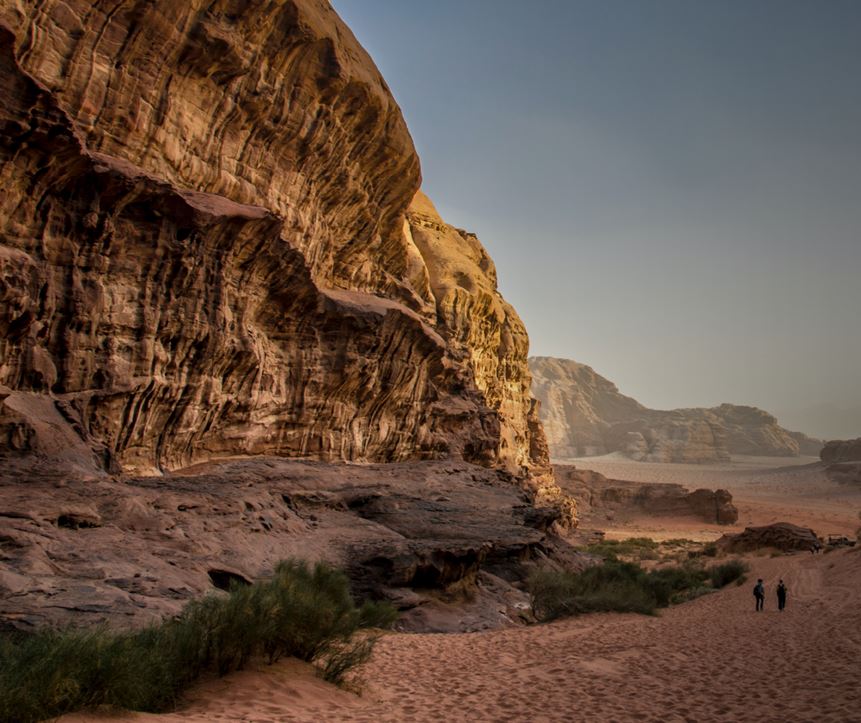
[334,0,861,441]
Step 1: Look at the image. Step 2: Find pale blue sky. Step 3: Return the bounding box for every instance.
[333,0,861,440]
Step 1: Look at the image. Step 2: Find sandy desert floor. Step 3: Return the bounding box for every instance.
[562,455,861,541]
[63,546,861,723]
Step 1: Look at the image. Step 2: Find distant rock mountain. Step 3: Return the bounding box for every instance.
[529,356,822,463]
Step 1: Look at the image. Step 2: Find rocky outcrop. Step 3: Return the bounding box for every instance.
[0,459,565,633]
[717,523,820,553]
[556,465,738,525]
[0,0,572,522]
[820,438,861,486]
[530,357,821,463]
[820,438,861,464]
[405,192,541,475]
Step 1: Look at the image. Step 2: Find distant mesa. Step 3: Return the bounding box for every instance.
[556,465,738,525]
[820,437,861,486]
[529,356,822,463]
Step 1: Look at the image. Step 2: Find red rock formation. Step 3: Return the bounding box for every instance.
[717,523,820,553]
[556,465,738,525]
[0,0,572,524]
[0,458,555,632]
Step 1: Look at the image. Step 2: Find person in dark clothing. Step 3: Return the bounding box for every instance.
[777,579,787,611]
[754,579,765,611]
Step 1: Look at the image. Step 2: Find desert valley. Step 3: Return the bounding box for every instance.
[1,1,859,722]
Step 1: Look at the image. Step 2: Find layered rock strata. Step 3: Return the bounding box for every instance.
[556,465,738,526]
[0,0,572,522]
[530,356,821,463]
[717,523,820,553]
[0,459,569,633]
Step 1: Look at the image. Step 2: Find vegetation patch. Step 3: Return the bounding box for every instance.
[0,560,396,723]
[529,558,749,622]
[706,560,748,588]
[582,537,660,561]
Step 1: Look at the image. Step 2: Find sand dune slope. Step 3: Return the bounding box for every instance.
[64,549,861,723]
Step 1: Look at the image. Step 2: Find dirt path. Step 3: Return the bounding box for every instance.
[65,548,861,723]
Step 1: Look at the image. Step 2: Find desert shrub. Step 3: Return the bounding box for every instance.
[702,543,718,557]
[318,635,378,686]
[527,568,581,620]
[585,537,660,561]
[529,557,749,622]
[668,586,716,604]
[0,560,395,723]
[529,561,658,620]
[646,564,709,606]
[661,538,697,547]
[706,559,748,589]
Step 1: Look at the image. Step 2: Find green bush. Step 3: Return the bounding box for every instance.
[585,537,660,561]
[529,557,749,622]
[0,560,395,723]
[529,561,658,620]
[707,560,749,588]
[646,564,709,606]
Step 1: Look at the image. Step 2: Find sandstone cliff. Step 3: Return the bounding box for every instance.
[0,0,565,520]
[530,356,821,463]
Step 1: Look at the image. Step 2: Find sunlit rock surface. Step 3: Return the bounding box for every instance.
[0,0,582,632]
[0,1,565,518]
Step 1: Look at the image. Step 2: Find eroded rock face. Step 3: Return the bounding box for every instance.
[556,465,738,525]
[0,0,570,521]
[717,523,819,553]
[530,357,821,463]
[406,192,539,475]
[0,459,563,632]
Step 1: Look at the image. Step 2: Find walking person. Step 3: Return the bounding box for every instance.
[777,579,787,611]
[754,578,765,612]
